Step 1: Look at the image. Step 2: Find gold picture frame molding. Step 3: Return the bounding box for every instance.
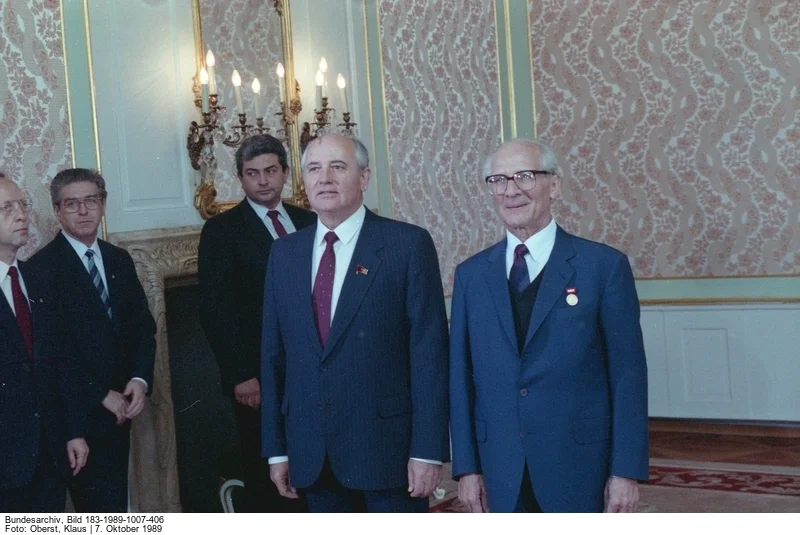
[190,0,308,219]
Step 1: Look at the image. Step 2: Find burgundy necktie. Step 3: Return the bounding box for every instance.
[267,210,288,238]
[509,244,530,293]
[8,266,33,361]
[312,231,338,346]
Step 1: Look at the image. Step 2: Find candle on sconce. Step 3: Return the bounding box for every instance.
[276,62,286,104]
[315,69,324,110]
[199,67,209,113]
[319,57,328,98]
[337,73,348,114]
[231,69,244,114]
[252,78,262,118]
[205,50,217,94]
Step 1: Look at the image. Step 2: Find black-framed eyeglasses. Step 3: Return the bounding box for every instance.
[0,199,33,217]
[485,170,553,194]
[59,195,103,213]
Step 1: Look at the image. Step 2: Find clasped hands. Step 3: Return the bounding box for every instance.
[102,380,146,424]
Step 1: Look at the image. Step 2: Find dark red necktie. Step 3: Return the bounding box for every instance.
[509,244,530,293]
[267,210,288,238]
[312,231,338,346]
[8,266,33,361]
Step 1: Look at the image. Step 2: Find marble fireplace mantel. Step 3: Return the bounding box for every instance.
[109,225,203,512]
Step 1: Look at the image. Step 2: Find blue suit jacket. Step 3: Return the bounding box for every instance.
[449,226,649,512]
[261,209,450,490]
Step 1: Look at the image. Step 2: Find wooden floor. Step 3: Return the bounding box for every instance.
[650,419,800,467]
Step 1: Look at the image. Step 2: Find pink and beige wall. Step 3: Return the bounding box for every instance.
[1,0,797,283]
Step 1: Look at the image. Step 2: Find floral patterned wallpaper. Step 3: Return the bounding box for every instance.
[197,0,284,201]
[0,0,71,258]
[379,0,503,291]
[531,0,799,277]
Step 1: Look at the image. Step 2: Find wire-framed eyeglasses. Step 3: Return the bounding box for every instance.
[484,170,553,194]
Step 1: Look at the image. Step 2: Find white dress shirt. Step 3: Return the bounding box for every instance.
[246,198,298,239]
[505,217,557,282]
[63,231,148,392]
[269,205,440,466]
[0,258,29,316]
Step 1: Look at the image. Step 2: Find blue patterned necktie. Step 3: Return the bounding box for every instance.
[509,244,530,293]
[85,249,113,319]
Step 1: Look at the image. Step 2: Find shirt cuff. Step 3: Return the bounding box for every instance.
[132,377,148,393]
[268,456,289,464]
[410,457,442,465]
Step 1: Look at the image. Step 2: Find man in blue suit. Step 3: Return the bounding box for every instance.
[449,139,649,513]
[261,134,450,512]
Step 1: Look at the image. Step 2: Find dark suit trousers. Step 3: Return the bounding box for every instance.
[514,463,543,513]
[69,424,129,513]
[303,458,428,513]
[0,430,65,513]
[233,403,306,512]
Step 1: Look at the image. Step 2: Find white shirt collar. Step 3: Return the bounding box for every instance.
[506,217,557,262]
[246,197,289,222]
[62,231,101,259]
[0,257,21,281]
[315,205,366,247]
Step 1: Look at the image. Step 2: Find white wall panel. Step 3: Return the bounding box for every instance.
[88,0,202,232]
[642,304,800,422]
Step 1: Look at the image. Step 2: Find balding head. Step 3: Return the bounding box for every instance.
[0,175,31,264]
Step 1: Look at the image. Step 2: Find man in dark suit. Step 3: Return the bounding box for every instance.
[449,139,649,513]
[261,134,450,513]
[27,169,156,512]
[0,173,89,512]
[198,134,315,512]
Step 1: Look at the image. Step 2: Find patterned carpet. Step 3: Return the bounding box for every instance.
[430,459,800,512]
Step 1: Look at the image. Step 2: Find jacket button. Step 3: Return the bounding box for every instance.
[316,401,323,409]
[520,389,528,397]
[320,365,327,372]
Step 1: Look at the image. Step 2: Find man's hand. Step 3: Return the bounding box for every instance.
[270,462,298,499]
[458,473,489,512]
[102,390,128,425]
[604,476,639,513]
[407,459,442,498]
[123,380,146,419]
[66,438,89,476]
[233,378,261,408]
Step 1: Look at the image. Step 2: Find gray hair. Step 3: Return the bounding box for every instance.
[482,138,561,177]
[301,134,370,172]
[50,168,108,204]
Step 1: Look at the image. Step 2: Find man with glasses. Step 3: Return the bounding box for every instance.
[28,168,156,512]
[449,139,649,512]
[0,172,89,511]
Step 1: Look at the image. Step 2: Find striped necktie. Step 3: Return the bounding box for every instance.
[85,249,112,319]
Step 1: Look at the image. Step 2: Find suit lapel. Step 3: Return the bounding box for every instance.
[0,283,27,357]
[56,232,112,325]
[522,228,576,352]
[239,199,275,246]
[284,203,315,230]
[293,225,322,353]
[321,211,383,362]
[483,240,518,353]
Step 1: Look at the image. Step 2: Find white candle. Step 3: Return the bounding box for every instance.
[315,69,323,110]
[337,73,348,114]
[199,68,209,113]
[276,62,286,104]
[319,57,328,98]
[252,78,262,118]
[206,50,217,95]
[231,69,244,114]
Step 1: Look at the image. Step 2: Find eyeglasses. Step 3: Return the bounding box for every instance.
[60,195,103,213]
[485,170,553,194]
[0,199,33,217]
